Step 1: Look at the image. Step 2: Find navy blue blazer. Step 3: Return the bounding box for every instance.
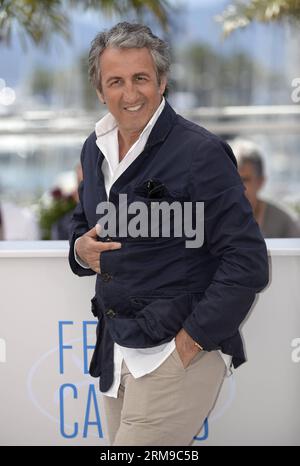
[68,101,269,392]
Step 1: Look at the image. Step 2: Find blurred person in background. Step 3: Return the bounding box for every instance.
[232,139,300,238]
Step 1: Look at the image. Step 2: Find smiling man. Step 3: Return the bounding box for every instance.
[68,22,269,446]
[95,46,167,160]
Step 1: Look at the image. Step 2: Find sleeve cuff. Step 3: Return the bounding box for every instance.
[182,319,219,352]
[74,237,90,269]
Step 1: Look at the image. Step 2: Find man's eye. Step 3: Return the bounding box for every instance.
[136,76,146,81]
[110,80,121,86]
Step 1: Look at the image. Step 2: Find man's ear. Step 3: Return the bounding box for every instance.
[96,89,105,104]
[159,75,167,96]
[257,176,265,191]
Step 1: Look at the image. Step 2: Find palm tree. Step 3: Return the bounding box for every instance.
[0,0,171,46]
[216,0,300,36]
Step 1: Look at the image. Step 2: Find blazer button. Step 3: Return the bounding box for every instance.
[106,309,116,318]
[101,272,112,282]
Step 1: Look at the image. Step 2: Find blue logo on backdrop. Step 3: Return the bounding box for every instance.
[194,419,209,441]
[57,321,211,441]
[27,320,235,442]
[58,321,102,439]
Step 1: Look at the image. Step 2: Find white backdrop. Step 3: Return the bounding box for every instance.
[0,240,299,446]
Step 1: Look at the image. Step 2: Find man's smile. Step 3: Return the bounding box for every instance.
[123,103,144,112]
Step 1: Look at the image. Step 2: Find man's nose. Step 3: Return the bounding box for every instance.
[122,81,139,103]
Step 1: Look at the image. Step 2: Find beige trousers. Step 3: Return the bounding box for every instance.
[101,347,226,446]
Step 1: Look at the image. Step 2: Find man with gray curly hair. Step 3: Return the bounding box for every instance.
[69,22,269,445]
[231,138,300,238]
[88,22,170,94]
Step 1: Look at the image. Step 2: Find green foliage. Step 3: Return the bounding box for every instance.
[0,0,171,47]
[216,0,300,36]
[177,42,285,106]
[0,0,70,46]
[30,67,54,98]
[38,189,76,240]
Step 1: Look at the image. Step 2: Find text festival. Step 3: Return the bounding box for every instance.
[58,321,103,439]
[57,324,300,439]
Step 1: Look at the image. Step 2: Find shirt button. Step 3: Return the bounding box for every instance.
[106,309,116,318]
[101,272,112,282]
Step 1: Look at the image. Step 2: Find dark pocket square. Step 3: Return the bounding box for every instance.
[134,178,170,199]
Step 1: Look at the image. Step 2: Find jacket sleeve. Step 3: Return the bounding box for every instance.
[182,137,269,350]
[68,139,96,277]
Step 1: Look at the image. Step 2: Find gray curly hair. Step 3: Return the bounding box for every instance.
[88,22,170,92]
[230,138,265,178]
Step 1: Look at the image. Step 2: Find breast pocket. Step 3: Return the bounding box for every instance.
[127,180,187,242]
[133,178,185,202]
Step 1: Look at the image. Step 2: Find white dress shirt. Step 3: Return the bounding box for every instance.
[75,97,232,397]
